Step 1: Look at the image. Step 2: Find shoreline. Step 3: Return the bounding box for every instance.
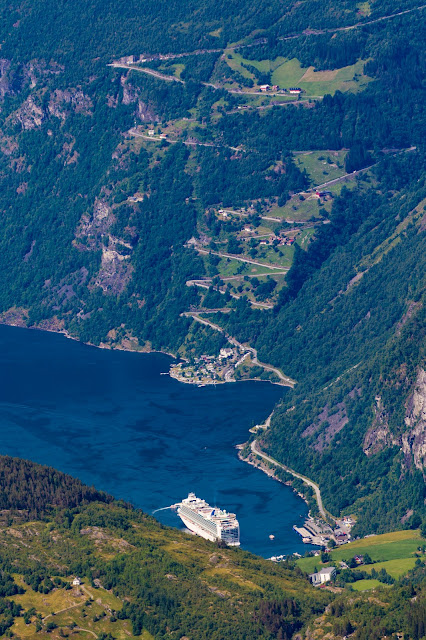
[237,445,311,511]
[238,443,340,548]
[0,317,179,361]
[0,318,290,388]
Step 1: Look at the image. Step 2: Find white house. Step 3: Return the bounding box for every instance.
[309,567,336,586]
[72,577,82,586]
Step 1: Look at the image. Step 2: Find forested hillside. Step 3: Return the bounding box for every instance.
[1,456,426,640]
[0,0,424,534]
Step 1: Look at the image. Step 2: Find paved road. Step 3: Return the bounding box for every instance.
[186,280,274,309]
[112,5,425,67]
[251,440,334,521]
[109,63,184,83]
[129,128,241,152]
[186,313,295,386]
[187,270,289,285]
[196,247,287,270]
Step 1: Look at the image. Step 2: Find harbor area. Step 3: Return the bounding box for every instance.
[169,347,248,385]
[293,516,355,546]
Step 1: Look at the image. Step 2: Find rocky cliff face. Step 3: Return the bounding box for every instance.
[75,200,133,295]
[14,94,46,129]
[302,402,349,452]
[402,368,426,471]
[0,59,12,99]
[362,368,426,472]
[120,74,159,122]
[363,395,398,456]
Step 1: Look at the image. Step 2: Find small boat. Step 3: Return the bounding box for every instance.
[269,534,275,540]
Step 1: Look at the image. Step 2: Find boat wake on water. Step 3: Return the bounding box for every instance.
[152,505,175,514]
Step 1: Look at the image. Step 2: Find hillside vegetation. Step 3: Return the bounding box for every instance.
[1,456,426,639]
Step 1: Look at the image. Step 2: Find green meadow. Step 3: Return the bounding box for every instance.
[225,53,372,97]
[296,529,423,577]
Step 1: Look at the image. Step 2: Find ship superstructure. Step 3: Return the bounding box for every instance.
[177,493,240,546]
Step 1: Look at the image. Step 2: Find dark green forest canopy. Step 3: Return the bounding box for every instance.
[2,0,420,65]
[0,455,114,518]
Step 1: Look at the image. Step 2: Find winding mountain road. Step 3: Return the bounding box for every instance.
[185,312,295,386]
[251,440,335,521]
[112,5,426,69]
[129,128,241,151]
[196,247,288,270]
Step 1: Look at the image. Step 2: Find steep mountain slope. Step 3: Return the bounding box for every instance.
[0,455,332,640]
[1,456,426,640]
[0,0,424,533]
[237,166,426,532]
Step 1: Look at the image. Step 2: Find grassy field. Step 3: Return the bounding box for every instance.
[332,530,422,561]
[224,53,372,97]
[295,150,348,185]
[356,557,418,579]
[268,196,331,222]
[10,575,86,617]
[296,530,423,576]
[357,1,371,15]
[351,578,383,591]
[225,52,286,75]
[271,58,372,96]
[8,574,147,640]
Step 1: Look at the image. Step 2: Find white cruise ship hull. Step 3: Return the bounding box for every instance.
[179,513,218,542]
[177,493,240,546]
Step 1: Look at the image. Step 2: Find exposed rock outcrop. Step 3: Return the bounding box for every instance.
[363,369,426,472]
[120,75,159,122]
[92,246,133,295]
[75,199,114,250]
[302,402,348,452]
[14,95,46,129]
[363,396,398,456]
[402,368,426,471]
[48,88,93,120]
[0,59,12,99]
[75,200,133,294]
[23,60,64,89]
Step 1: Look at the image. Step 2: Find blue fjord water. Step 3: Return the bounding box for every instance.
[0,324,312,558]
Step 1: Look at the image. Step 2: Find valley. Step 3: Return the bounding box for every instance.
[0,0,425,636]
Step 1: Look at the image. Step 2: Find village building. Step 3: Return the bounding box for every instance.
[289,87,302,94]
[309,567,336,586]
[72,577,82,586]
[259,84,270,92]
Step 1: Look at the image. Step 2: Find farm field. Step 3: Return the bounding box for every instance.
[225,53,372,96]
[296,530,423,577]
[332,529,423,562]
[269,195,331,222]
[355,557,417,579]
[272,58,372,96]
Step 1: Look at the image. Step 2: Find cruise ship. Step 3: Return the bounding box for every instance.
[177,493,240,546]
